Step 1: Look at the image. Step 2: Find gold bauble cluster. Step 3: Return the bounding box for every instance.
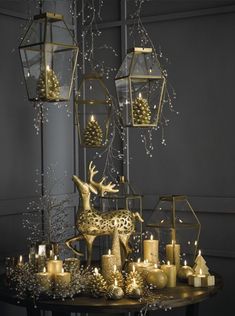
[133,96,151,125]
[37,68,60,101]
[83,119,103,147]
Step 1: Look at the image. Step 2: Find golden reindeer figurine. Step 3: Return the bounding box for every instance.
[66,162,144,265]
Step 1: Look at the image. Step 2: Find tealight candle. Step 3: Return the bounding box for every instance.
[177,260,194,282]
[161,261,176,287]
[166,240,181,271]
[47,255,63,276]
[188,268,207,287]
[54,268,71,289]
[146,264,168,289]
[143,235,159,264]
[36,267,52,290]
[101,249,116,280]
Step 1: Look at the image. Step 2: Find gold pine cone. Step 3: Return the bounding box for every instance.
[107,271,124,287]
[133,97,151,125]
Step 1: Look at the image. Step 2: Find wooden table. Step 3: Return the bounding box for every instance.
[0,274,222,316]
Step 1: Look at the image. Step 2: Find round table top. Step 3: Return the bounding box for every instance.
[0,274,222,313]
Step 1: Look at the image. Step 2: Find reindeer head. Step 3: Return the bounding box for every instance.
[72,175,98,196]
[88,161,119,197]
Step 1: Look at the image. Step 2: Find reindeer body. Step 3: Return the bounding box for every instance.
[66,162,143,266]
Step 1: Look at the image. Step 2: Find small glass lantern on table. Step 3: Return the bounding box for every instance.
[147,195,201,266]
[99,176,143,258]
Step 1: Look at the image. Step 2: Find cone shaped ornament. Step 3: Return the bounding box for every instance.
[37,67,60,101]
[133,94,151,125]
[83,116,103,147]
[89,270,107,297]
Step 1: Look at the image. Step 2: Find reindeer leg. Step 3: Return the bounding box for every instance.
[65,234,84,257]
[119,234,132,255]
[83,234,96,266]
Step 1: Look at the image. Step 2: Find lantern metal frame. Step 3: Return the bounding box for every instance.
[75,72,112,148]
[115,47,166,128]
[19,12,79,102]
[147,195,201,261]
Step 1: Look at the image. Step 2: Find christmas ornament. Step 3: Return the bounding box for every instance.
[88,268,107,298]
[37,66,60,101]
[177,260,194,282]
[66,161,144,265]
[193,250,209,275]
[83,115,103,147]
[133,93,151,125]
[125,266,144,291]
[146,265,168,289]
[107,265,124,287]
[107,278,124,300]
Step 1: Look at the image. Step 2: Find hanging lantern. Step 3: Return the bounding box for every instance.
[115,47,166,127]
[75,73,112,148]
[19,12,79,102]
[147,195,201,266]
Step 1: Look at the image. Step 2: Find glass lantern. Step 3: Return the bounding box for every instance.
[115,47,166,127]
[147,195,201,266]
[99,176,143,258]
[75,73,112,148]
[19,12,79,102]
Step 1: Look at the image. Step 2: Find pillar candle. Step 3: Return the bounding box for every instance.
[166,240,180,271]
[47,255,63,276]
[36,267,52,290]
[54,268,71,288]
[161,261,177,287]
[102,249,116,280]
[143,235,159,264]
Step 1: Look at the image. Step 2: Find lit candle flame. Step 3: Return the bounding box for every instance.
[184,260,187,266]
[43,267,46,273]
[113,265,117,273]
[94,268,99,275]
[90,115,95,122]
[150,234,154,240]
[108,249,111,255]
[137,258,141,263]
[198,250,201,256]
[35,254,39,259]
[167,261,170,265]
[19,255,23,263]
[54,255,57,260]
[61,268,64,273]
[46,65,50,71]
[154,263,158,269]
[138,92,142,98]
[132,265,136,272]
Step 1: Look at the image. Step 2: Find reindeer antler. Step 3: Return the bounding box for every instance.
[88,161,119,197]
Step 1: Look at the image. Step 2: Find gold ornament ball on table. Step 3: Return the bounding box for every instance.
[37,66,60,101]
[107,279,124,300]
[177,261,194,282]
[83,116,103,147]
[88,268,107,298]
[133,93,151,125]
[146,265,168,289]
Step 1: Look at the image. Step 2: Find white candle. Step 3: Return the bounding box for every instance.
[143,235,159,264]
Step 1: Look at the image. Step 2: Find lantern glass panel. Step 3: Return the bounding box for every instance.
[147,196,201,266]
[130,52,162,76]
[116,52,133,78]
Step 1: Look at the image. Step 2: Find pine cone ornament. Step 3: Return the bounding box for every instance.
[88,273,107,298]
[125,271,144,290]
[37,67,60,101]
[83,118,103,147]
[107,271,124,287]
[133,96,151,125]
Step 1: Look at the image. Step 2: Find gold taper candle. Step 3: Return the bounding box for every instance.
[143,235,159,263]
[166,240,181,271]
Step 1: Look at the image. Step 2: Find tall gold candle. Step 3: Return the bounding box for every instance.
[143,235,159,264]
[166,240,180,271]
[102,249,116,280]
[161,261,176,288]
[47,255,63,276]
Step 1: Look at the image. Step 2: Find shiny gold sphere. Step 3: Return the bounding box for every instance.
[107,285,124,300]
[177,266,194,282]
[146,269,168,289]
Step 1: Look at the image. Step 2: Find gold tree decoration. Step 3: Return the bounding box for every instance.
[83,115,103,147]
[133,93,151,125]
[37,66,60,101]
[88,268,107,298]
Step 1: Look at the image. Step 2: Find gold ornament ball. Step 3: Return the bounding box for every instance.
[146,269,168,289]
[177,266,194,282]
[107,284,124,300]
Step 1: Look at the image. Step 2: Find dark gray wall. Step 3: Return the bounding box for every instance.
[0,0,235,316]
